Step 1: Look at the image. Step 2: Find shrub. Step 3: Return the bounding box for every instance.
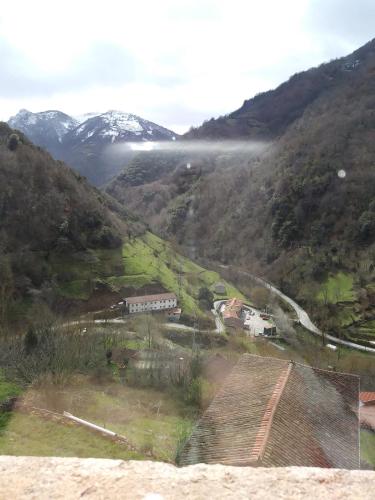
[7,133,19,151]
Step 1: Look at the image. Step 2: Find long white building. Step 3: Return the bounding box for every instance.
[125,293,177,314]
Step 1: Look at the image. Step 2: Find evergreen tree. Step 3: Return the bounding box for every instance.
[24,326,38,355]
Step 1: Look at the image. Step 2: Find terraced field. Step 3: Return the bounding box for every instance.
[52,231,244,320]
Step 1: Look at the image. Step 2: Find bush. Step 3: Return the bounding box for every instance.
[7,133,19,151]
[198,287,214,310]
[184,377,202,406]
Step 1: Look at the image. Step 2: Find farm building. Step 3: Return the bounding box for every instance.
[244,314,277,337]
[222,298,244,329]
[213,282,227,295]
[179,354,359,469]
[263,322,277,336]
[167,308,182,322]
[359,392,375,430]
[125,293,177,314]
[360,392,375,406]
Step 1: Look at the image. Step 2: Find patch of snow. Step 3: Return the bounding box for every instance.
[99,110,144,133]
[85,129,96,140]
[25,114,37,125]
[74,112,101,124]
[100,129,119,138]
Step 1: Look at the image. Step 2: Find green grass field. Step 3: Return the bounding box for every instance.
[52,231,246,319]
[0,377,196,463]
[121,232,245,316]
[0,412,144,460]
[361,430,375,468]
[0,372,21,403]
[317,272,356,304]
[358,320,375,338]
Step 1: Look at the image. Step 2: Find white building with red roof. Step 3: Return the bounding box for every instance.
[125,292,177,314]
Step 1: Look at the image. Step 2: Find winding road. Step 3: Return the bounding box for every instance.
[63,266,375,354]
[229,266,375,354]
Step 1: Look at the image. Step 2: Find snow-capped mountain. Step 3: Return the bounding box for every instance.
[64,110,176,145]
[8,109,79,157]
[8,109,177,186]
[73,112,100,124]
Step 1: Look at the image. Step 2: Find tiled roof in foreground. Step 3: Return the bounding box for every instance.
[179,354,359,469]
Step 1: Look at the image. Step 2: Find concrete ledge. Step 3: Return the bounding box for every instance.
[0,456,374,499]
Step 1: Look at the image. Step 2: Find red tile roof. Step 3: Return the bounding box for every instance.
[125,293,177,305]
[179,354,359,469]
[223,298,243,319]
[360,392,375,403]
[249,363,292,463]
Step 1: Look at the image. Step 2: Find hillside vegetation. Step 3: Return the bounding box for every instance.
[0,123,243,329]
[107,39,375,344]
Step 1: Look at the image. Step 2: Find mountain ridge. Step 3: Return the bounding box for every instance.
[106,37,375,346]
[8,109,177,186]
[185,37,375,140]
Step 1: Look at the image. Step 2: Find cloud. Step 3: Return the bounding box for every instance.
[0,0,375,132]
[304,0,375,50]
[0,41,136,98]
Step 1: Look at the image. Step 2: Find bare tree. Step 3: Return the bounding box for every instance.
[0,255,14,335]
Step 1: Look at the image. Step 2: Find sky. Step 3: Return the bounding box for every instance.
[0,0,374,134]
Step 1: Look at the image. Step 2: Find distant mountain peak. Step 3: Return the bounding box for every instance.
[66,109,176,146]
[8,108,178,186]
[74,111,101,124]
[8,109,79,144]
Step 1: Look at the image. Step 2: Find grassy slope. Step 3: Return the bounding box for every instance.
[78,387,193,462]
[53,231,245,318]
[0,373,21,402]
[361,430,375,468]
[120,232,244,316]
[359,320,375,338]
[316,272,357,304]
[315,272,361,332]
[0,378,195,462]
[0,412,143,460]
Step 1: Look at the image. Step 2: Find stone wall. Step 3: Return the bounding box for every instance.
[0,456,374,499]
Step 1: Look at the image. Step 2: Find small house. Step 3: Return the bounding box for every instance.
[167,307,182,322]
[214,282,227,295]
[222,298,244,329]
[263,322,277,337]
[359,392,375,430]
[360,392,375,406]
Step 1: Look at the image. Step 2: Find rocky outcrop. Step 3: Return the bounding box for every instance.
[0,456,374,499]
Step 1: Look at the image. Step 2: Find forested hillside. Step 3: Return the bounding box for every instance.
[107,38,375,344]
[0,123,241,331]
[0,122,143,328]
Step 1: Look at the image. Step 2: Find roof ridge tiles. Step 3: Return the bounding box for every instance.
[241,353,360,379]
[249,362,293,463]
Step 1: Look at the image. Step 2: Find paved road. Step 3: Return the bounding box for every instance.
[230,267,375,354]
[212,301,226,333]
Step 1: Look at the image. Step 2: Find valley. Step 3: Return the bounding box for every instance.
[8,110,177,186]
[1,36,375,473]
